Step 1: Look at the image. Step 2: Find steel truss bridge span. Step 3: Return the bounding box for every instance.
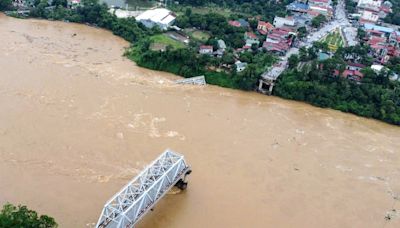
[96,149,191,228]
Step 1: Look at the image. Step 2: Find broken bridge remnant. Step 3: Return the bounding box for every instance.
[96,149,191,228]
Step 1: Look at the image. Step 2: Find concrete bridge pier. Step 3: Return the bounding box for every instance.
[258,79,275,95]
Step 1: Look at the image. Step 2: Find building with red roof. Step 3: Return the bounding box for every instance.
[228,20,241,27]
[199,45,213,55]
[257,21,274,35]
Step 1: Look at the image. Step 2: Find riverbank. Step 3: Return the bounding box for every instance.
[1,14,400,227]
[2,0,399,126]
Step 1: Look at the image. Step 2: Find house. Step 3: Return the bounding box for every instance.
[228,20,241,27]
[371,64,385,73]
[309,5,333,18]
[379,5,392,18]
[136,8,176,30]
[308,0,331,7]
[199,45,213,55]
[244,32,260,47]
[273,16,296,28]
[363,23,400,37]
[307,9,322,18]
[263,41,290,55]
[357,0,382,12]
[238,19,250,27]
[235,61,248,72]
[343,69,364,81]
[333,69,364,82]
[67,0,81,8]
[257,21,274,35]
[359,10,379,24]
[213,49,225,58]
[217,39,227,50]
[346,62,366,71]
[287,2,310,13]
[229,19,249,27]
[244,32,258,41]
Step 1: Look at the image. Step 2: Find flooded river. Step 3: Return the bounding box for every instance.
[0,14,399,228]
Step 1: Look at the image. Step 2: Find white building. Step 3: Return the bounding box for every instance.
[357,0,382,11]
[199,45,213,55]
[235,61,248,72]
[360,10,379,23]
[136,8,176,30]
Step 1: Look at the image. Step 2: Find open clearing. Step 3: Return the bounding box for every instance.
[149,34,186,49]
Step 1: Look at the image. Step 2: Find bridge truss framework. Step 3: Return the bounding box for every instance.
[96,149,191,228]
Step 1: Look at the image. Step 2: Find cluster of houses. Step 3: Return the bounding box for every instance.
[362,23,400,63]
[348,0,399,66]
[287,0,334,20]
[198,17,298,72]
[329,22,400,82]
[354,0,393,24]
[340,0,399,81]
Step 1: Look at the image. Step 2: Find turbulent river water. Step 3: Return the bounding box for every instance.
[0,14,399,228]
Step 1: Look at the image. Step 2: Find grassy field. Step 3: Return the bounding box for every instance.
[184,29,210,42]
[126,0,157,9]
[172,5,233,17]
[320,29,345,51]
[149,34,186,49]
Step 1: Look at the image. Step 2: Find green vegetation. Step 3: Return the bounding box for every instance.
[176,12,246,48]
[3,0,399,125]
[345,0,357,14]
[172,5,234,17]
[0,203,57,227]
[320,29,344,51]
[27,0,149,43]
[149,34,186,49]
[184,29,211,42]
[311,14,327,28]
[125,0,156,10]
[175,0,293,21]
[384,0,400,25]
[0,0,11,10]
[275,45,400,125]
[126,39,275,90]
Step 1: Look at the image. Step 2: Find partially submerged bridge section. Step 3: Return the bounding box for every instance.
[258,60,288,95]
[176,76,206,85]
[96,150,191,228]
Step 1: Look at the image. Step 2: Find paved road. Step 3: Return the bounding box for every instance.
[261,0,358,80]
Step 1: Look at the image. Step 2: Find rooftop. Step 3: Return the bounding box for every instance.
[364,23,400,35]
[136,8,175,25]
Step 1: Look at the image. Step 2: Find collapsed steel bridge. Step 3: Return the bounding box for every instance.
[96,149,191,228]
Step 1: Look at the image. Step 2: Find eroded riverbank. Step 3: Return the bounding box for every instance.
[0,14,399,227]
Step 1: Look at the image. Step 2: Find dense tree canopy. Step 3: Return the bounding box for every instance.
[311,14,327,28]
[0,203,57,228]
[384,0,400,25]
[28,0,148,43]
[176,0,293,21]
[275,45,400,125]
[0,0,12,10]
[176,12,246,48]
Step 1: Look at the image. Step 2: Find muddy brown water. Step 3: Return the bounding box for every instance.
[0,14,399,228]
